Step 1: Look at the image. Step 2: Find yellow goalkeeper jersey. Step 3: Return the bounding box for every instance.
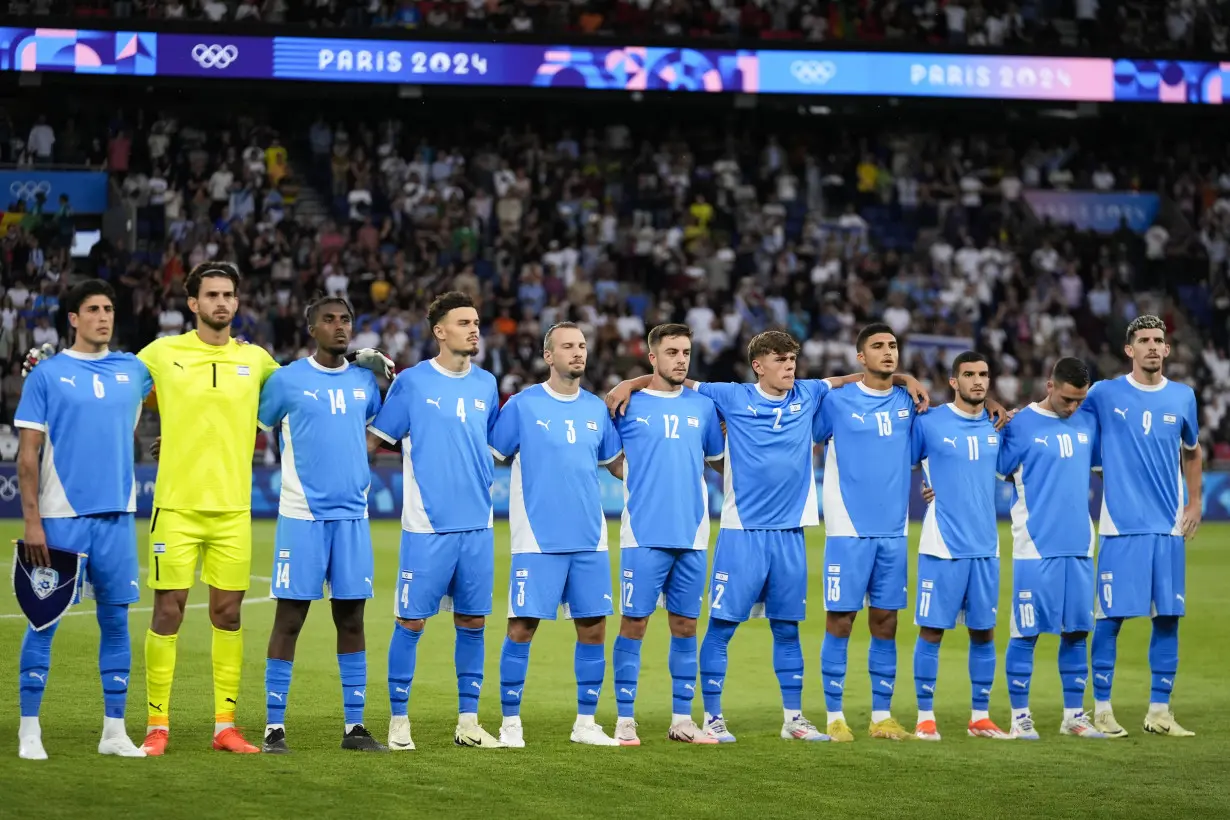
[138,331,279,512]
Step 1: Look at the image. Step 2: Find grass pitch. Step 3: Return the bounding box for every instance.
[1,520,1227,819]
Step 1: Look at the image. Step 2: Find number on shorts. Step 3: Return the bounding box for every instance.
[456,396,467,424]
[622,581,634,609]
[400,582,409,609]
[1018,602,1036,628]
[516,580,526,608]
[1103,583,1113,610]
[275,562,290,589]
[919,590,932,618]
[92,373,106,399]
[826,576,841,602]
[711,583,725,610]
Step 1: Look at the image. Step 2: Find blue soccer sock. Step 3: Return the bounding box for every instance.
[455,626,485,716]
[1091,618,1122,704]
[770,620,804,713]
[820,633,849,714]
[338,651,367,727]
[265,658,293,726]
[868,637,897,715]
[669,635,698,717]
[96,604,130,721]
[19,622,56,718]
[1058,635,1088,711]
[1149,616,1180,707]
[1005,636,1037,713]
[613,635,642,719]
[387,623,421,718]
[699,617,737,717]
[499,636,531,718]
[913,637,940,713]
[969,638,996,714]
[575,642,605,717]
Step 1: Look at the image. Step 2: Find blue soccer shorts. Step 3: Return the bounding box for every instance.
[42,513,139,606]
[915,554,999,631]
[620,547,707,620]
[1011,556,1094,637]
[508,551,613,620]
[396,528,494,619]
[272,517,374,601]
[823,535,908,613]
[708,528,807,623]
[1096,534,1186,619]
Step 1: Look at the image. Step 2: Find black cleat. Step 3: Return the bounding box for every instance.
[262,727,291,755]
[342,724,389,752]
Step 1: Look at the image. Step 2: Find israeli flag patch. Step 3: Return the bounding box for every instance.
[475,399,486,410]
[921,579,934,590]
[687,416,699,427]
[237,365,250,376]
[153,542,166,555]
[115,373,130,383]
[897,409,911,418]
[789,403,802,413]
[515,569,529,579]
[1164,414,1177,424]
[987,435,998,445]
[623,570,633,579]
[353,389,367,400]
[401,571,413,581]
[827,564,840,574]
[714,572,729,583]
[1101,572,1114,581]
[1078,433,1089,443]
[1019,590,1033,600]
[586,420,599,431]
[278,550,290,559]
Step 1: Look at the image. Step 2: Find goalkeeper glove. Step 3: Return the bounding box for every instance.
[22,344,56,378]
[351,348,394,380]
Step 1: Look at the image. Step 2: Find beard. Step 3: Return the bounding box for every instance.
[958,390,986,407]
[565,364,585,379]
[199,313,233,332]
[660,370,686,386]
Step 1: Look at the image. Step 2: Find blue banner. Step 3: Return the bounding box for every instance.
[1,464,1228,522]
[0,170,109,213]
[1022,190,1161,234]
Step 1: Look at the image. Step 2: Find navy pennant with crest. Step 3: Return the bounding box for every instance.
[12,542,86,631]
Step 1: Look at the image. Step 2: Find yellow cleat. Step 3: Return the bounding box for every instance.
[869,717,911,740]
[1143,710,1195,737]
[827,719,855,742]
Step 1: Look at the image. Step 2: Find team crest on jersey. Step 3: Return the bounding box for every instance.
[353,389,367,400]
[237,365,250,376]
[474,399,486,410]
[586,420,599,431]
[896,409,910,418]
[115,373,130,383]
[1078,433,1089,444]
[687,416,699,427]
[1163,414,1177,424]
[789,403,802,413]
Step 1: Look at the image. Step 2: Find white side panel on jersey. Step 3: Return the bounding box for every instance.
[277,419,314,520]
[800,455,820,528]
[692,469,711,549]
[596,487,609,552]
[1170,466,1185,537]
[619,463,638,549]
[128,402,142,514]
[508,455,542,553]
[1009,469,1042,559]
[400,436,434,533]
[917,458,952,559]
[37,431,77,518]
[719,437,743,530]
[820,440,857,537]
[1098,492,1120,536]
[1085,516,1096,558]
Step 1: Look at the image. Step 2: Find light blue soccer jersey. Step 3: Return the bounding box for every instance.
[368,359,500,533]
[13,350,152,517]
[996,403,1099,558]
[813,382,916,537]
[911,403,1000,559]
[695,379,829,530]
[489,383,622,553]
[1081,375,1200,536]
[257,358,381,520]
[617,388,724,550]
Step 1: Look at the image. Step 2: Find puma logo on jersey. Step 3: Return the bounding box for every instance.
[303,389,319,400]
[851,412,866,423]
[1034,437,1049,447]
[536,419,550,431]
[172,362,184,370]
[635,416,650,425]
[943,437,957,447]
[1114,407,1128,419]
[426,397,442,409]
[59,376,76,387]
[746,405,758,416]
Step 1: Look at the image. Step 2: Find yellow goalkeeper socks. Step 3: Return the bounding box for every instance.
[212,625,243,734]
[145,629,177,732]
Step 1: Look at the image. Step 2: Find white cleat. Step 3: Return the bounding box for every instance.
[499,719,526,749]
[781,714,830,741]
[18,734,47,761]
[570,721,620,746]
[1093,709,1129,739]
[1010,714,1040,741]
[615,718,640,747]
[1143,709,1195,737]
[454,721,505,748]
[388,716,415,751]
[703,714,737,744]
[667,719,719,745]
[98,734,147,757]
[1060,712,1107,739]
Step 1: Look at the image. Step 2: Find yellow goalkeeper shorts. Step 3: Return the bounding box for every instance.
[148,508,252,592]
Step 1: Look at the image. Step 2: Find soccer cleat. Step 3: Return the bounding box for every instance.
[18,734,47,761]
[615,718,641,747]
[388,716,415,751]
[667,719,719,745]
[826,719,855,743]
[262,727,291,754]
[702,715,737,744]
[342,725,389,752]
[98,733,147,757]
[570,721,620,746]
[967,718,1012,739]
[869,717,911,740]
[914,719,941,741]
[1143,710,1195,737]
[453,721,505,748]
[1010,715,1040,740]
[782,714,830,741]
[1093,710,1129,739]
[499,720,526,749]
[1060,712,1107,739]
[213,727,260,753]
[141,728,169,756]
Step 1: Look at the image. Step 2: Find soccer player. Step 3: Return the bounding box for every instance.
[14,280,151,760]
[606,324,724,746]
[908,351,1011,741]
[607,330,927,743]
[257,296,386,753]
[368,291,505,750]
[491,322,624,747]
[996,357,1105,740]
[1086,315,1202,738]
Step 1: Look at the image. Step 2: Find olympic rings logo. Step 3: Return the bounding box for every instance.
[0,476,19,502]
[9,181,52,199]
[790,60,838,85]
[192,44,239,69]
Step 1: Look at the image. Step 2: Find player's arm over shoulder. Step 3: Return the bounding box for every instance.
[248,344,280,383]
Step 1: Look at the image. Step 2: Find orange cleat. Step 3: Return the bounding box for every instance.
[914,719,941,741]
[142,728,169,756]
[212,727,260,754]
[967,718,1013,739]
